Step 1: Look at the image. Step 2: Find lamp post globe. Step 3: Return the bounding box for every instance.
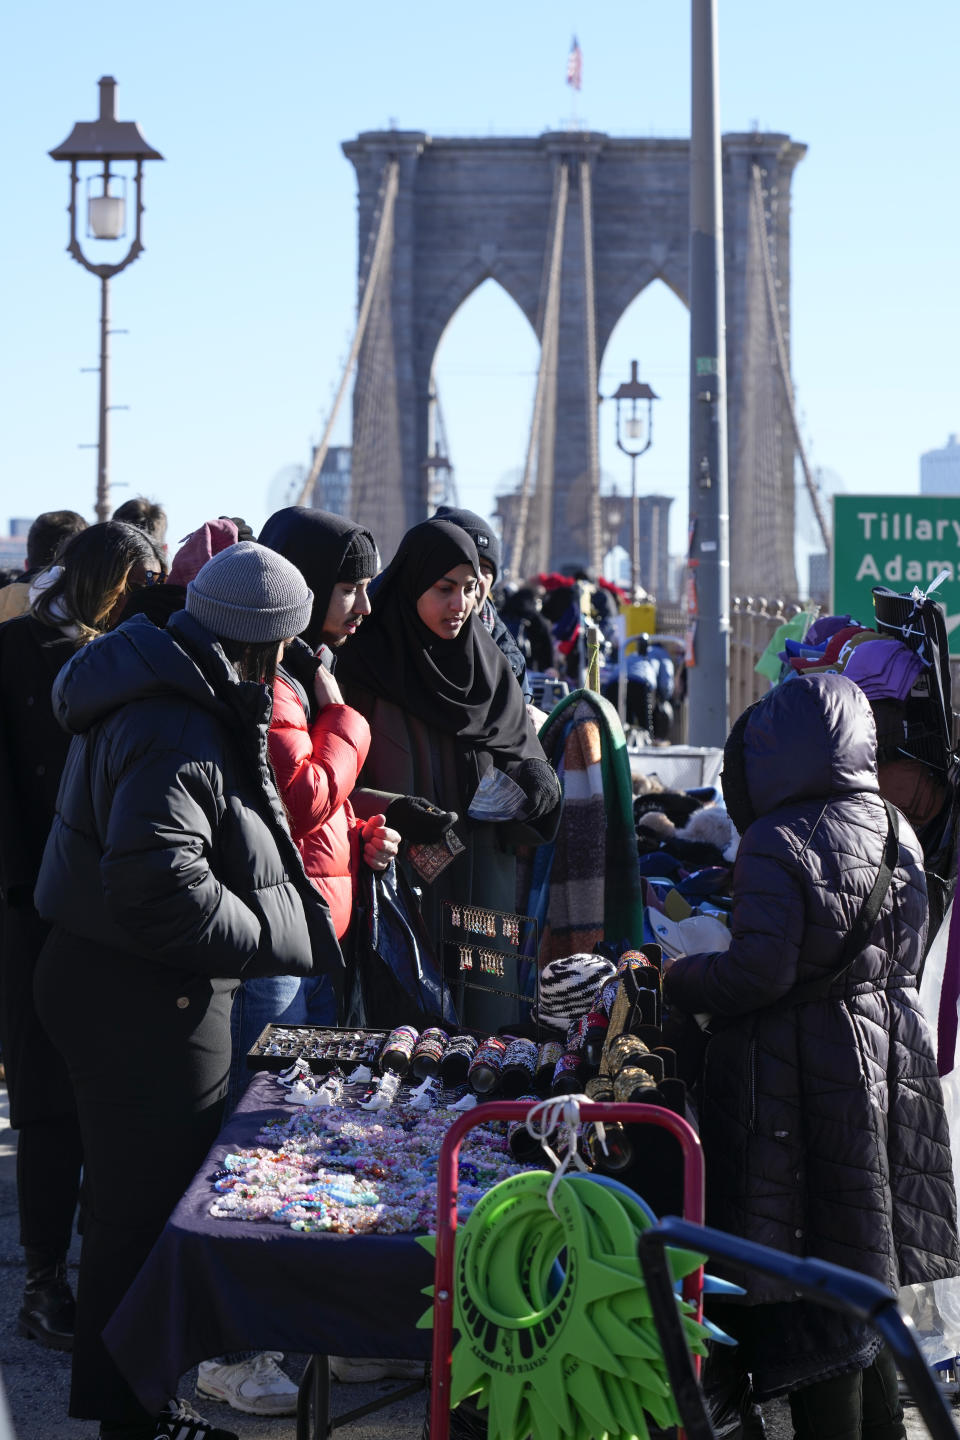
[50,77,163,521]
[612,360,658,602]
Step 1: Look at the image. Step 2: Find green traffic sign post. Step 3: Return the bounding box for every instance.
[833,494,960,653]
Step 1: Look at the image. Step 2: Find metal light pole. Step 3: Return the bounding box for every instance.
[687,0,730,744]
[50,77,163,521]
[612,360,658,600]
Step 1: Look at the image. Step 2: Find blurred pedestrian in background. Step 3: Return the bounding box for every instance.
[0,509,87,623]
[0,521,164,1353]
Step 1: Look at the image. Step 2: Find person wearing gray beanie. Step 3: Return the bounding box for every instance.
[185,541,313,645]
[32,545,342,1439]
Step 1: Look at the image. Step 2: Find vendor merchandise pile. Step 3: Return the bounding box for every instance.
[208,950,690,1238]
[633,785,738,965]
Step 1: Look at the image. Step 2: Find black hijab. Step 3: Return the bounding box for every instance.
[258,506,376,652]
[337,519,538,763]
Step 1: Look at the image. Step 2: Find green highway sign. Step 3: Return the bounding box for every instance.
[833,494,960,652]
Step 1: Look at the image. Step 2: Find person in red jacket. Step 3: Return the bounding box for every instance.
[259,507,398,936]
[200,513,406,1420]
[201,512,458,1418]
[268,611,387,939]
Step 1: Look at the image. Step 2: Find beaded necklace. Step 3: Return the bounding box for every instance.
[209,1082,530,1235]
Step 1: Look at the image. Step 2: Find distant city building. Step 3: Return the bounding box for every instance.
[668,555,686,607]
[920,434,960,495]
[311,446,352,515]
[808,551,830,606]
[0,518,32,568]
[495,489,673,600]
[605,494,673,601]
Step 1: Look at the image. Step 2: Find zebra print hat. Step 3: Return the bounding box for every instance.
[531,953,617,1032]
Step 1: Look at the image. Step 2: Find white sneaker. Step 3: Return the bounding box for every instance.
[196,1353,298,1416]
[328,1356,426,1384]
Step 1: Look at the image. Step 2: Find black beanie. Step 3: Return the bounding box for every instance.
[434,506,500,581]
[337,529,378,582]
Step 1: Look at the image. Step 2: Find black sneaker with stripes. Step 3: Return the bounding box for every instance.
[154,1398,239,1440]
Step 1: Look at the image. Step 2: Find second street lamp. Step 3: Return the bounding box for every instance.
[612,360,659,600]
[49,77,163,521]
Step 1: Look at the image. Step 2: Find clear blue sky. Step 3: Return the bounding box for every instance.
[2,1,958,588]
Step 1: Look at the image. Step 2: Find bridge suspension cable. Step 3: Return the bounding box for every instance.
[751,162,831,558]
[579,157,603,576]
[295,160,399,509]
[510,159,569,579]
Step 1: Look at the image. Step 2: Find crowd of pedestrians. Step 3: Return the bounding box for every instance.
[0,494,957,1440]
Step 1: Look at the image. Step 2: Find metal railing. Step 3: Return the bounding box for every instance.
[652,597,960,737]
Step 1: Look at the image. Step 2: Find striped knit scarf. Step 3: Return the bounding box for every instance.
[517,689,643,965]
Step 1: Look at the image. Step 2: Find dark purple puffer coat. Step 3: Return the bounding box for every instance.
[664,672,959,1301]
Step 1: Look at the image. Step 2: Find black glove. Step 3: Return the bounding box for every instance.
[385,794,459,842]
[512,758,561,821]
[221,514,255,542]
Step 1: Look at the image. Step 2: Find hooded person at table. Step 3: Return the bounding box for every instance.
[337,518,562,1029]
[662,673,959,1440]
[33,542,343,1440]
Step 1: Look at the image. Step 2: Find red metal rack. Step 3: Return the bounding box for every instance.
[429,1099,705,1440]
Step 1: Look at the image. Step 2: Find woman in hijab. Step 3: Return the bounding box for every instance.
[338,519,561,1027]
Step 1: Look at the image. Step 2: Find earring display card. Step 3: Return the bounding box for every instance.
[442,901,539,1013]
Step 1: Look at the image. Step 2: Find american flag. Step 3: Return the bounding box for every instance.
[566,35,582,92]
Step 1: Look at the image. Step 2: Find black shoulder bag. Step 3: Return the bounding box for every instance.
[343,860,457,1029]
[776,798,900,1008]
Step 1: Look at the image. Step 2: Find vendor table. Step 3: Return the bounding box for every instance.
[103,1071,432,1434]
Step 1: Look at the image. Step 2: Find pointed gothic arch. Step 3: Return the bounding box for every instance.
[344,127,805,592]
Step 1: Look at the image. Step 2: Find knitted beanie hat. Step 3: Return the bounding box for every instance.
[337,528,378,583]
[434,505,501,581]
[186,541,313,643]
[532,953,617,1032]
[168,518,239,587]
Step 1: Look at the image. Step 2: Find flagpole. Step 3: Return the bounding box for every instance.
[566,35,583,128]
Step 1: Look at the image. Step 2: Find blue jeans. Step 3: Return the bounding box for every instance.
[227,974,338,1113]
[227,976,309,1114]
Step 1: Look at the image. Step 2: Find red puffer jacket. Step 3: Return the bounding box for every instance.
[268,675,371,940]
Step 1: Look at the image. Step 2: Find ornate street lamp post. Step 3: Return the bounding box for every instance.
[50,77,163,520]
[612,360,659,599]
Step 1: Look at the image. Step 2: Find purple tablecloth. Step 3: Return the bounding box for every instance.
[103,1071,432,1413]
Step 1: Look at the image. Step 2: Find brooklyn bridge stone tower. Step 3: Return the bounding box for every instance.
[343,128,805,596]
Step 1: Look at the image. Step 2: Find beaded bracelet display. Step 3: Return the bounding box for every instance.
[209,1085,528,1235]
[411,1027,448,1076]
[500,1038,538,1095]
[535,1040,563,1082]
[379,1025,419,1074]
[467,1036,508,1092]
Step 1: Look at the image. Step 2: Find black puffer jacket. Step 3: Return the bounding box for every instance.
[664,673,958,1299]
[35,611,342,983]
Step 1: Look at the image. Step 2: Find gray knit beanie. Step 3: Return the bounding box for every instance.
[185,541,313,643]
